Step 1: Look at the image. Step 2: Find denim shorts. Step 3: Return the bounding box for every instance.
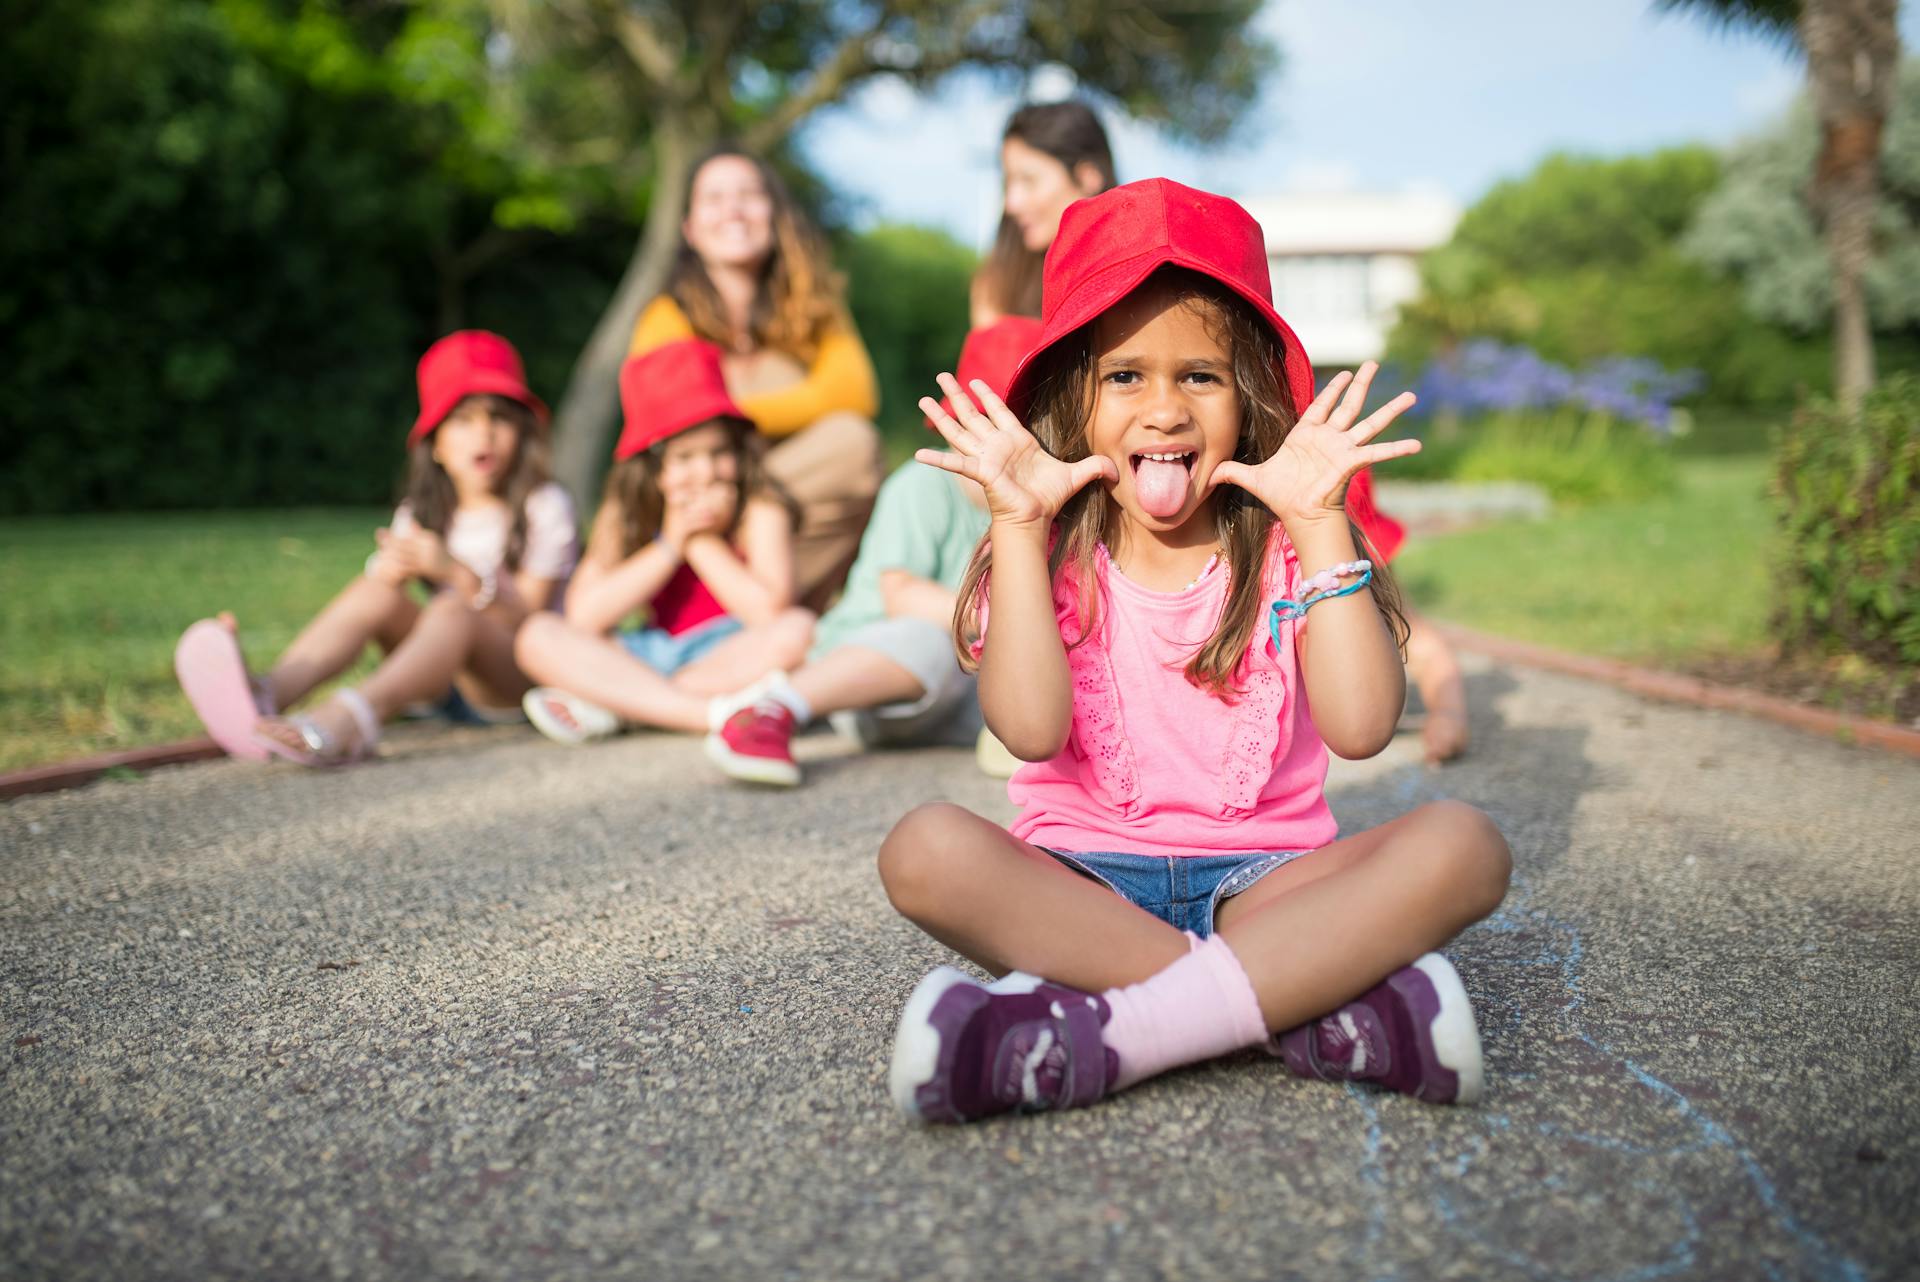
[617,616,743,675]
[1045,849,1309,938]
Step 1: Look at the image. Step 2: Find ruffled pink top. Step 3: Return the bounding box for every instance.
[985,530,1336,858]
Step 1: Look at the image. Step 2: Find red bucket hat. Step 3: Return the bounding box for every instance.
[933,315,1046,424]
[410,330,549,445]
[1003,178,1315,420]
[615,339,750,461]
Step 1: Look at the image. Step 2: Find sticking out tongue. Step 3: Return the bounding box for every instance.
[1134,457,1190,518]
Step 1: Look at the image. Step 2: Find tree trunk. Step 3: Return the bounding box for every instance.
[550,122,703,503]
[1798,0,1900,414]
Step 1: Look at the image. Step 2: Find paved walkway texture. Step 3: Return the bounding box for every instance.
[3,656,1915,1281]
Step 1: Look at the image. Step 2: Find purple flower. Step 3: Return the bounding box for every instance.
[1412,342,1703,435]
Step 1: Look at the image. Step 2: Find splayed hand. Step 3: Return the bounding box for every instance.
[916,374,1116,531]
[1211,362,1421,530]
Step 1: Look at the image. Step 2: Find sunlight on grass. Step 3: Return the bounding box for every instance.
[0,509,386,770]
[1,461,1780,771]
[1398,457,1774,662]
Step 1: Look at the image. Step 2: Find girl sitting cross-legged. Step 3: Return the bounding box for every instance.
[879,180,1512,1125]
[516,339,812,742]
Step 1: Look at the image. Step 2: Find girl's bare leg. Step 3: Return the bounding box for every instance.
[881,800,1509,1035]
[448,610,534,712]
[1213,800,1509,1029]
[787,645,926,718]
[1405,612,1470,763]
[670,608,814,697]
[878,803,1190,991]
[262,575,420,711]
[255,593,482,753]
[514,614,712,732]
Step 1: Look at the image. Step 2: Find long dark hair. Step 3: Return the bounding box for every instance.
[976,101,1117,320]
[668,145,844,361]
[401,394,548,571]
[953,268,1408,696]
[599,419,799,560]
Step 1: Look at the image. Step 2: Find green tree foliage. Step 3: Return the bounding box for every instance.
[1388,147,1835,406]
[0,0,637,515]
[1685,58,1920,334]
[839,225,978,458]
[1657,0,1903,411]
[501,0,1280,500]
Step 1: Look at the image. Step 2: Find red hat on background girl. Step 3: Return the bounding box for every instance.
[1003,177,1317,420]
[410,330,549,444]
[615,339,751,460]
[933,315,1046,425]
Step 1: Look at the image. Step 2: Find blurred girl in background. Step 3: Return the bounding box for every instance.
[517,339,811,743]
[174,331,578,765]
[701,319,1036,786]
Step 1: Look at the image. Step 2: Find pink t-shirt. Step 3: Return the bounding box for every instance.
[390,482,580,584]
[986,532,1337,859]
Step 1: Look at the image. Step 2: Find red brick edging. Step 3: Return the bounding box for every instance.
[0,738,226,802]
[1435,624,1920,760]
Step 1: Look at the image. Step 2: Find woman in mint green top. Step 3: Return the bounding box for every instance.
[808,461,989,657]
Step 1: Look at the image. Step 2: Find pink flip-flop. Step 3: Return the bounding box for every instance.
[174,618,271,762]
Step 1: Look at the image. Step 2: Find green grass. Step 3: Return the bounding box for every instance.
[1398,456,1775,663]
[0,456,1781,771]
[0,509,385,770]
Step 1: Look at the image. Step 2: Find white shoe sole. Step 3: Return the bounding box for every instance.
[522,688,618,745]
[702,734,800,786]
[1413,953,1485,1104]
[888,966,972,1121]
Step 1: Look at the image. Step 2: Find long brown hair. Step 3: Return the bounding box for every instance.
[401,394,548,571]
[668,146,843,362]
[953,268,1408,696]
[976,101,1117,320]
[599,418,798,560]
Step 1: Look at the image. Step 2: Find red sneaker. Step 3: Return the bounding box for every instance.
[704,702,800,786]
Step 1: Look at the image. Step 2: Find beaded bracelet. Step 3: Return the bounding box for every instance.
[1269,567,1376,650]
[1295,558,1371,599]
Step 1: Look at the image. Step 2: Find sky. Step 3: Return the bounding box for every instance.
[798,0,1920,249]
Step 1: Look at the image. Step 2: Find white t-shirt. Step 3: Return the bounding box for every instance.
[389,482,580,585]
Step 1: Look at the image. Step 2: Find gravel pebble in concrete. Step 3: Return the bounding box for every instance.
[2,658,1915,1280]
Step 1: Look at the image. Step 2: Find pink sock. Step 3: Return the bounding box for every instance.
[1102,933,1270,1090]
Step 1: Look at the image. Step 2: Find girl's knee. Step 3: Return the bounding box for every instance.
[344,571,406,613]
[420,591,478,631]
[772,608,815,667]
[1421,800,1511,913]
[877,802,973,917]
[513,612,565,670]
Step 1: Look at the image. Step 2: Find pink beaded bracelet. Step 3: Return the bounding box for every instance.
[1297,559,1372,598]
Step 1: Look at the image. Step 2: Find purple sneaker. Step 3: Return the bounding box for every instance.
[1273,953,1485,1104]
[888,968,1119,1124]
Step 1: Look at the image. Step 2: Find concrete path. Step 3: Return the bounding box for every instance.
[3,657,1915,1281]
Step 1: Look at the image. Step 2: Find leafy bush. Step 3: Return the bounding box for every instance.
[1773,376,1920,666]
[840,224,977,462]
[1450,412,1678,505]
[0,1,633,515]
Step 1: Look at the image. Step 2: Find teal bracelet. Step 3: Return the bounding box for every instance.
[1269,567,1374,650]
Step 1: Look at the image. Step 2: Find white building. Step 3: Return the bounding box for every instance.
[1239,191,1461,368]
